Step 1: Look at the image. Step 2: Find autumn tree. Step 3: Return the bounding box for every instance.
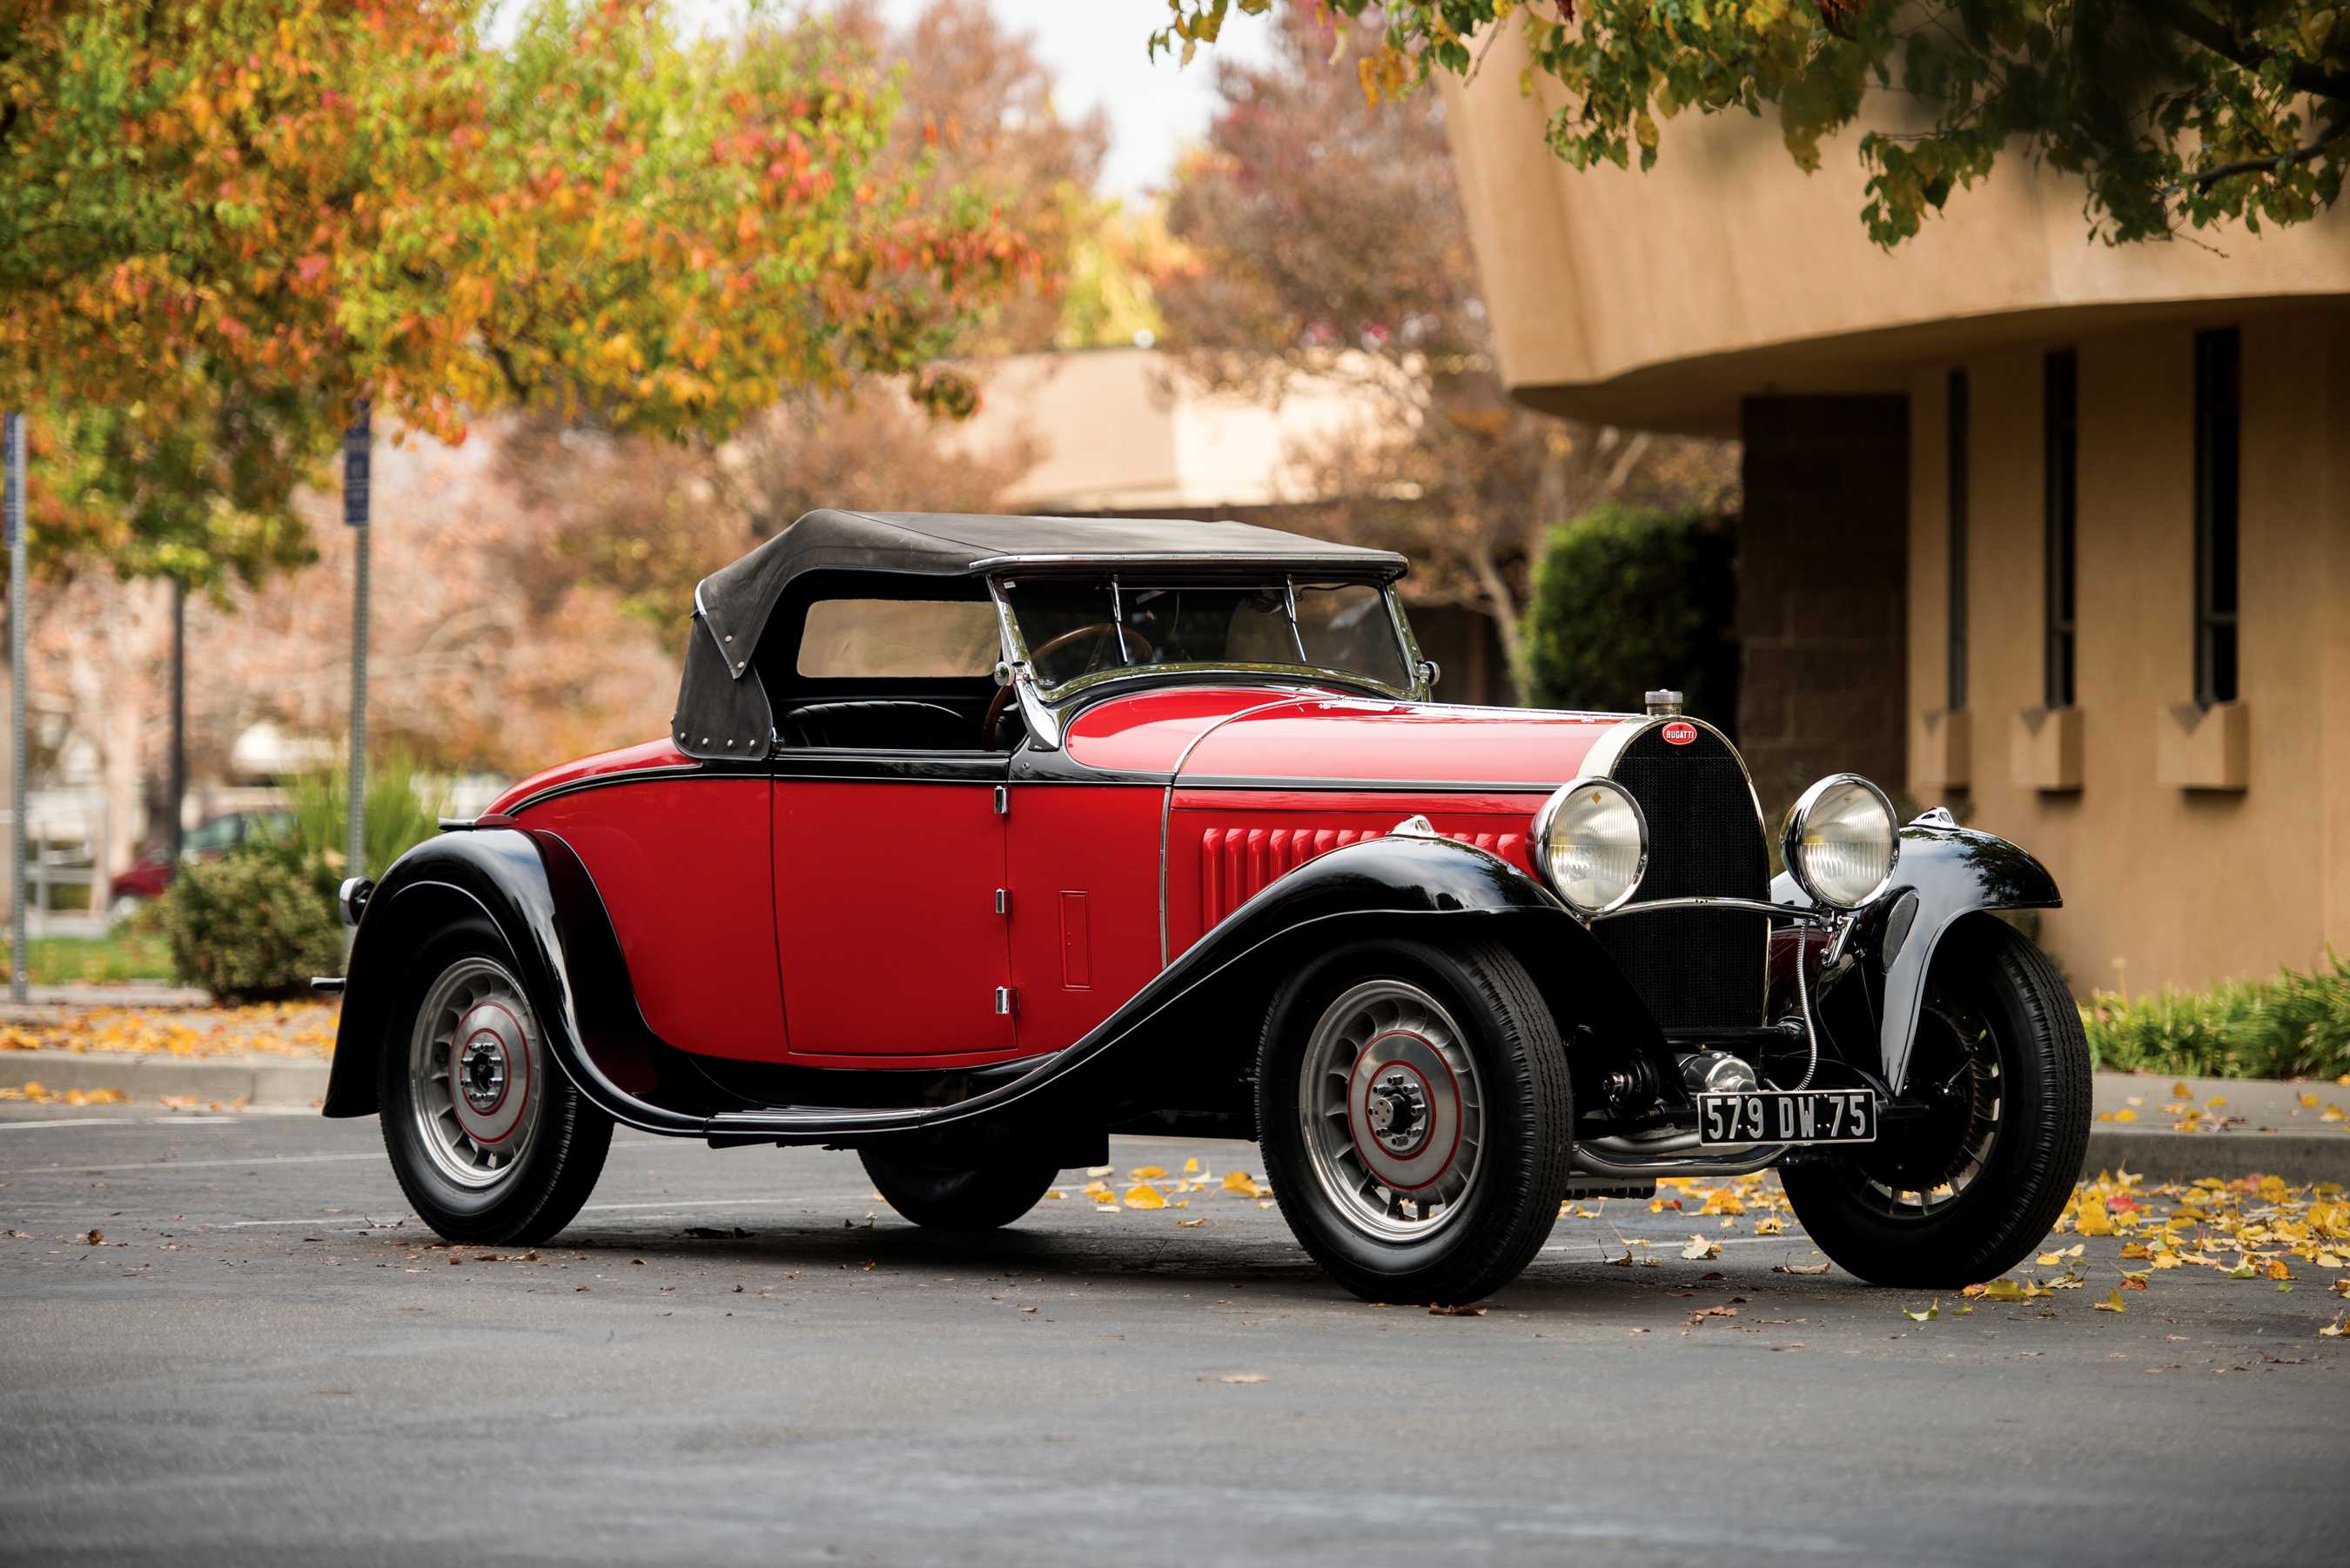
[496,0,1105,634]
[0,0,1036,586]
[1154,4,1735,696]
[1151,1,2348,247]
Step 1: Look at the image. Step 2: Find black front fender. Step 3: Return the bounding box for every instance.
[1774,816,2062,1094]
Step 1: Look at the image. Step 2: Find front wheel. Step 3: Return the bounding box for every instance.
[1257,938,1574,1304]
[861,1148,1061,1230]
[1781,917,2090,1287]
[379,918,613,1246]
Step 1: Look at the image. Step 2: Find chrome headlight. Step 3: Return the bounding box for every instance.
[1531,777,1648,916]
[1782,774,1899,909]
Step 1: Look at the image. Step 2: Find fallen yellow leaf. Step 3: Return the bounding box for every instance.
[1130,1165,1167,1179]
[2094,1287,2127,1312]
[1182,1157,1200,1174]
[2172,1081,2192,1099]
[1123,1183,1166,1210]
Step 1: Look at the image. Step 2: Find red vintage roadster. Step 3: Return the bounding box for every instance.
[324,512,2089,1303]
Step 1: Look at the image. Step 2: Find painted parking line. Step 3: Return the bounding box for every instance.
[0,1117,235,1132]
[219,1195,874,1229]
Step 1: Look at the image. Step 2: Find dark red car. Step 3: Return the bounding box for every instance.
[108,810,290,918]
[323,512,2087,1303]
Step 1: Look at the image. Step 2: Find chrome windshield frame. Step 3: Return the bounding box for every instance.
[987,573,1430,723]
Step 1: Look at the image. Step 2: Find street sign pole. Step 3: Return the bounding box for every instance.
[345,409,370,886]
[5,413,26,1003]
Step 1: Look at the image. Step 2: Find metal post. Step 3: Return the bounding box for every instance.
[168,579,185,865]
[345,410,370,882]
[6,412,26,1003]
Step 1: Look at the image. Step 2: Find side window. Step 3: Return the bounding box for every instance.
[796,599,1000,680]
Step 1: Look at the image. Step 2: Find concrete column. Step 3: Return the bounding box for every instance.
[1734,396,1910,816]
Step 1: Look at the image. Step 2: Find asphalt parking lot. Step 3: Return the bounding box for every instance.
[2,1105,2344,1567]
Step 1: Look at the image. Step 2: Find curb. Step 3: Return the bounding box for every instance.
[2085,1127,2349,1187]
[1,1050,328,1108]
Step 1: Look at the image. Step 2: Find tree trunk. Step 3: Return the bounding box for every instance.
[1467,539,1527,705]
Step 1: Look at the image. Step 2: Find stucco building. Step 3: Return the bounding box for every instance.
[1441,30,2350,993]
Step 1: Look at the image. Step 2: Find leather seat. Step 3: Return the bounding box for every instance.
[777,700,969,751]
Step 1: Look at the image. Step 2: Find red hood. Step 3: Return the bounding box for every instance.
[1064,687,1634,787]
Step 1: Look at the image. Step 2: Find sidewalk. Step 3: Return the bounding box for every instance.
[2087,1070,2348,1184]
[3,1044,2344,1182]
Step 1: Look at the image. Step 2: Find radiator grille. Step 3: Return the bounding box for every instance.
[1198,825,1528,927]
[1598,724,1769,1031]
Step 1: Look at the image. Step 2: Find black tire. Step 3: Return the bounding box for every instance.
[862,1147,1060,1230]
[379,917,613,1247]
[1256,937,1573,1304]
[1782,917,2090,1287]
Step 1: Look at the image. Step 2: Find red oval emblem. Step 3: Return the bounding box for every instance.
[1662,721,1697,746]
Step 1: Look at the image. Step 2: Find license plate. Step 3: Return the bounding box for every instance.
[1696,1089,1877,1146]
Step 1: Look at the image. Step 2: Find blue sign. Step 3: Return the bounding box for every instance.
[343,408,371,529]
[3,413,22,550]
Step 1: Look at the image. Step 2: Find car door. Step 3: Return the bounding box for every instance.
[765,583,1019,1062]
[770,767,1015,1060]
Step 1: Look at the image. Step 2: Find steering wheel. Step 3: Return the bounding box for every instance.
[982,622,1157,743]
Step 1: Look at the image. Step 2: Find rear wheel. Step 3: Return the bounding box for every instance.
[1781,918,2089,1287]
[379,918,613,1246]
[1257,938,1573,1304]
[861,1148,1060,1230]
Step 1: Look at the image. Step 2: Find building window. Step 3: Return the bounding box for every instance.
[2193,328,2240,708]
[2042,350,2078,710]
[1946,367,1969,712]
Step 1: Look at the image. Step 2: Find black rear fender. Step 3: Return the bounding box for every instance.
[324,828,705,1133]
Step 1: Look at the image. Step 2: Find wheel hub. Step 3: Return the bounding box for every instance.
[1365,1069,1430,1156]
[458,1032,509,1114]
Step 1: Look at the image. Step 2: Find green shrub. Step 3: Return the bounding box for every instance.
[2080,952,2350,1081]
[164,848,345,1002]
[164,753,444,1002]
[1521,503,1737,729]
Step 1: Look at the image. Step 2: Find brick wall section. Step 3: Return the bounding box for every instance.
[1736,396,1910,817]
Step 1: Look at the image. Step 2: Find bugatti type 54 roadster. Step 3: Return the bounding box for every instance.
[324,511,2090,1303]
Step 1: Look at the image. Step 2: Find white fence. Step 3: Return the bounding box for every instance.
[0,788,111,937]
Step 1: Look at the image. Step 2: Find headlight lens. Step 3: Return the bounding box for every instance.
[1533,777,1648,915]
[1783,774,1899,909]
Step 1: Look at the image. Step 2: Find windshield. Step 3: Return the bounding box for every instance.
[1003,577,1413,695]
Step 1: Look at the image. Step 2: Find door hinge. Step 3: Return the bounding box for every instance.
[993,888,1009,915]
[994,985,1017,1016]
[992,784,1008,815]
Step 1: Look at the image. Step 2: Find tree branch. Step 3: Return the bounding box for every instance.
[2139,0,2350,104]
[2190,134,2346,189]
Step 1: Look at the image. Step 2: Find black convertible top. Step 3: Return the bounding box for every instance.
[672,510,1408,760]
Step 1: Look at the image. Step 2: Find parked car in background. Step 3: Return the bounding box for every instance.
[324,511,2089,1304]
[107,810,292,920]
